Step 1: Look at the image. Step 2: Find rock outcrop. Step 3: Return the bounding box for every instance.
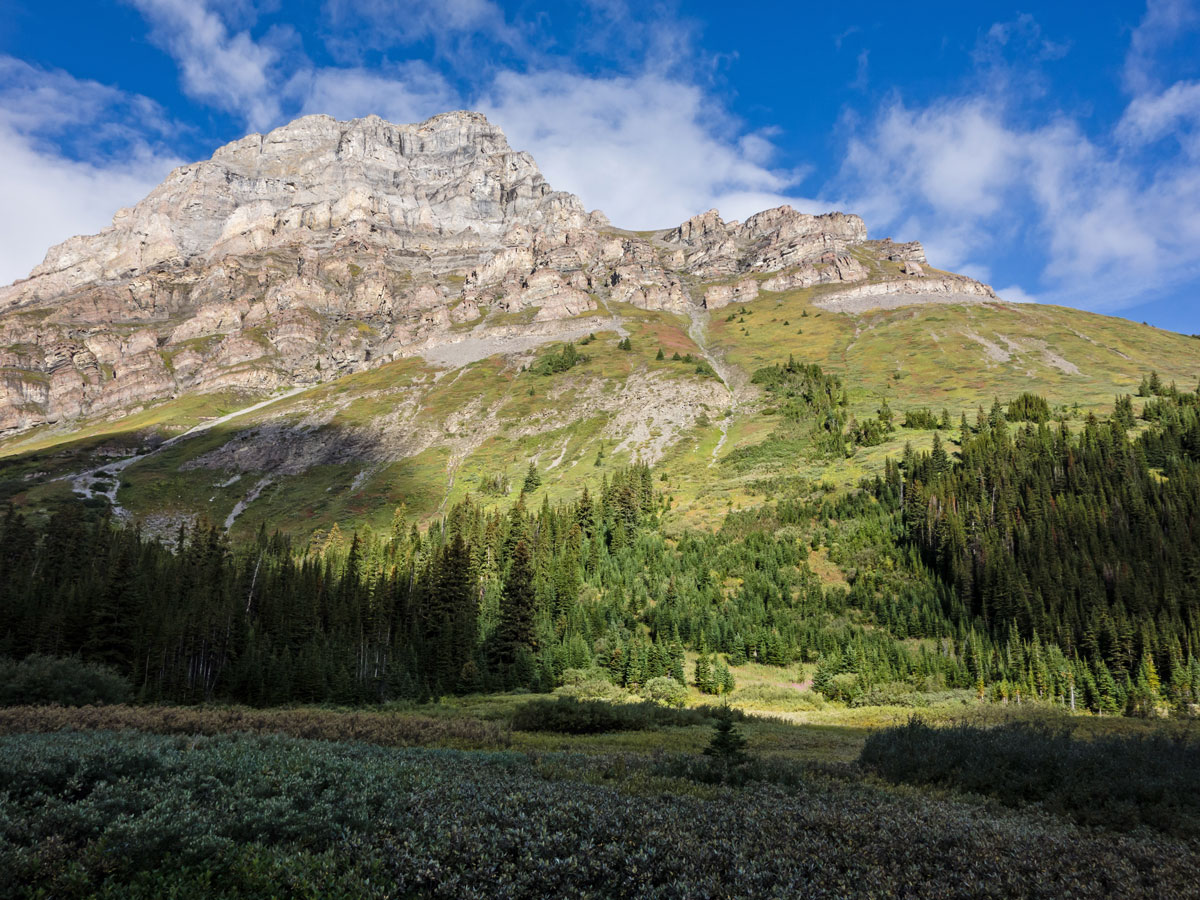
[813,276,998,314]
[0,111,996,434]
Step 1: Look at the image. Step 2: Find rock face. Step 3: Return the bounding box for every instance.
[0,111,996,434]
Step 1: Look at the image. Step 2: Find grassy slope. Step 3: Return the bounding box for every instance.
[2,294,1199,537]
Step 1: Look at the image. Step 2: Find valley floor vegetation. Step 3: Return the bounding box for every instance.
[2,723,1199,899]
[5,367,1200,895]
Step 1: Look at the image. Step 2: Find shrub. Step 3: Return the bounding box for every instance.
[730,683,825,712]
[555,670,627,702]
[642,676,688,708]
[860,718,1200,838]
[850,681,930,708]
[902,408,940,429]
[0,655,131,707]
[1007,392,1052,423]
[0,703,509,748]
[3,731,1198,898]
[510,696,738,733]
[531,342,586,375]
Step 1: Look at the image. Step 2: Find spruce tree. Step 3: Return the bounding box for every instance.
[522,461,542,493]
[497,539,537,664]
[704,706,749,768]
[694,653,713,693]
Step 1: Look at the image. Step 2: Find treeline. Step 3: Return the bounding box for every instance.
[0,457,972,707]
[0,467,659,702]
[892,389,1200,714]
[5,358,1200,717]
[1,463,870,704]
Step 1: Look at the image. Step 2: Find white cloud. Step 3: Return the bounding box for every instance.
[293,64,456,124]
[130,0,292,130]
[480,70,820,228]
[324,0,519,55]
[1117,80,1200,153]
[838,3,1200,315]
[996,284,1038,304]
[124,0,824,230]
[1124,0,1198,93]
[0,57,180,286]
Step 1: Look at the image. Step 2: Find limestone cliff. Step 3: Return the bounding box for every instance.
[0,111,996,434]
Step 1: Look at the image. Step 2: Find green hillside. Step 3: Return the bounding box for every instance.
[6,292,1194,543]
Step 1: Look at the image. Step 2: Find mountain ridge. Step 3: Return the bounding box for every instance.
[2,110,1198,542]
[0,110,994,435]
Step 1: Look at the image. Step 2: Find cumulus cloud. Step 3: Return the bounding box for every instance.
[481,70,820,228]
[25,0,1199,322]
[123,0,826,228]
[129,0,292,130]
[839,5,1200,314]
[996,284,1039,304]
[0,57,181,286]
[292,64,456,124]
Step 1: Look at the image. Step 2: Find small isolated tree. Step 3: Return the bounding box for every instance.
[655,347,665,360]
[522,461,542,493]
[694,653,713,693]
[719,661,736,694]
[704,705,749,768]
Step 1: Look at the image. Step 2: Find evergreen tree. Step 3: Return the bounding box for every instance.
[497,540,537,665]
[522,462,542,493]
[704,706,749,768]
[694,653,713,693]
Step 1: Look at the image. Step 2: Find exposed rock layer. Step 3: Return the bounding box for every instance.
[0,111,995,434]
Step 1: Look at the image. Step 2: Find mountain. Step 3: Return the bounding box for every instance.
[1,110,1198,536]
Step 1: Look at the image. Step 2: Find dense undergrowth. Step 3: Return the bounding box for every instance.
[2,729,1198,900]
[0,703,510,749]
[861,717,1200,838]
[510,695,748,733]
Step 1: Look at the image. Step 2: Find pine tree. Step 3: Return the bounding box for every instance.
[522,461,542,493]
[729,634,748,666]
[703,706,749,768]
[497,540,537,664]
[656,347,665,360]
[718,660,736,693]
[694,653,713,693]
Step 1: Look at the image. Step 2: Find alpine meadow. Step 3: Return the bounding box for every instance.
[3,2,1200,897]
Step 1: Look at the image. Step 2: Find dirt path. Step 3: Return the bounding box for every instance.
[69,385,313,519]
[686,306,739,467]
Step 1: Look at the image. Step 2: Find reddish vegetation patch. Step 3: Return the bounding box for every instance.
[0,704,509,749]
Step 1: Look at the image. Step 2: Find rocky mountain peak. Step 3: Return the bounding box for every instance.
[0,110,997,434]
[6,110,585,309]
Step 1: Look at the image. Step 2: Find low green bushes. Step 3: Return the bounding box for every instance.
[730,683,825,712]
[510,696,743,733]
[0,656,130,707]
[860,718,1200,837]
[2,730,1198,898]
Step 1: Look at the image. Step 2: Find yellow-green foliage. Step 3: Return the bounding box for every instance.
[4,296,1200,537]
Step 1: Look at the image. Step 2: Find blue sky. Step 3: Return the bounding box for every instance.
[2,1,1199,332]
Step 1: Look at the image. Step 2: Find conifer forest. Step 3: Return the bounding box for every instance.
[5,366,1199,719]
